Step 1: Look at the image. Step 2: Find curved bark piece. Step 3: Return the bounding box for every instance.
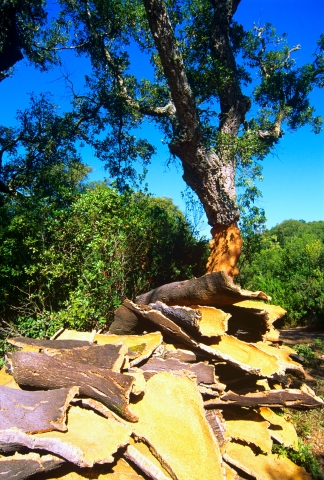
[0,385,78,433]
[258,407,299,450]
[7,351,137,422]
[0,406,131,468]
[124,444,172,480]
[8,338,127,373]
[124,301,200,351]
[204,409,229,454]
[136,272,270,307]
[0,452,65,480]
[94,331,163,367]
[255,342,305,378]
[148,302,201,334]
[222,410,272,454]
[139,357,215,384]
[129,372,223,480]
[206,223,243,278]
[203,335,282,377]
[224,442,312,480]
[223,300,286,341]
[205,386,324,409]
[189,305,230,337]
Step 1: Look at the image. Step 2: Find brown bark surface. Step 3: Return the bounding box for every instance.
[0,385,78,433]
[136,272,269,307]
[9,338,127,372]
[7,351,137,421]
[0,452,65,480]
[205,387,324,409]
[0,406,132,468]
[138,357,215,384]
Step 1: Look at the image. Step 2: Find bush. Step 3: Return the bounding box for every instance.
[238,221,324,327]
[0,184,208,353]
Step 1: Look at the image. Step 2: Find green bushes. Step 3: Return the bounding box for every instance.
[0,184,208,349]
[238,220,324,327]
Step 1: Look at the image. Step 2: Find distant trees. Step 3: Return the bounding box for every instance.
[238,220,324,326]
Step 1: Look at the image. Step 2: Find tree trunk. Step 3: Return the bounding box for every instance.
[143,0,249,277]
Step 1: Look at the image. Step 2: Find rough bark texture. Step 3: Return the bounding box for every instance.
[7,351,137,421]
[0,452,65,480]
[136,272,269,307]
[143,0,241,228]
[205,387,324,409]
[206,223,243,278]
[0,385,78,433]
[139,357,215,384]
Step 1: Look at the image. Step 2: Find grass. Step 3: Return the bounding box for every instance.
[283,338,324,477]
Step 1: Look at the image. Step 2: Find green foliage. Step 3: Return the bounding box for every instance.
[238,220,324,327]
[0,0,67,81]
[272,440,324,479]
[0,182,208,357]
[293,344,320,368]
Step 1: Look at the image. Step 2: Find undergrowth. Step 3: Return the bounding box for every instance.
[272,440,324,479]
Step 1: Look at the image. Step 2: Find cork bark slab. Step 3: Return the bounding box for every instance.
[147,302,202,335]
[136,272,270,307]
[9,338,128,373]
[222,410,272,454]
[129,372,223,480]
[204,409,230,454]
[205,387,324,409]
[188,305,230,337]
[34,458,145,479]
[258,407,299,450]
[224,442,312,480]
[7,351,137,421]
[125,442,172,480]
[203,335,282,377]
[0,406,132,467]
[0,385,78,433]
[0,452,65,480]
[138,357,215,384]
[124,302,200,351]
[255,342,305,377]
[94,331,163,367]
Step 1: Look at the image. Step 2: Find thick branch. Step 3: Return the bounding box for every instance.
[143,0,201,143]
[210,0,251,136]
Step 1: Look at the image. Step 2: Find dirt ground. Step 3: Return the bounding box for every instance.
[279,327,324,347]
[279,327,324,473]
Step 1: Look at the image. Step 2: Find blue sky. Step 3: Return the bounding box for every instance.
[0,0,323,238]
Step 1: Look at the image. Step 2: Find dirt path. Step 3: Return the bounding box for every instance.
[279,327,324,346]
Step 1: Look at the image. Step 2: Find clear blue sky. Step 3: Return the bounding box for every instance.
[0,0,323,238]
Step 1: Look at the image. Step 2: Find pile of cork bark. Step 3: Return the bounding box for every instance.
[1,272,323,480]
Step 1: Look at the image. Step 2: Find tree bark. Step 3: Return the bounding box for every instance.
[7,351,137,422]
